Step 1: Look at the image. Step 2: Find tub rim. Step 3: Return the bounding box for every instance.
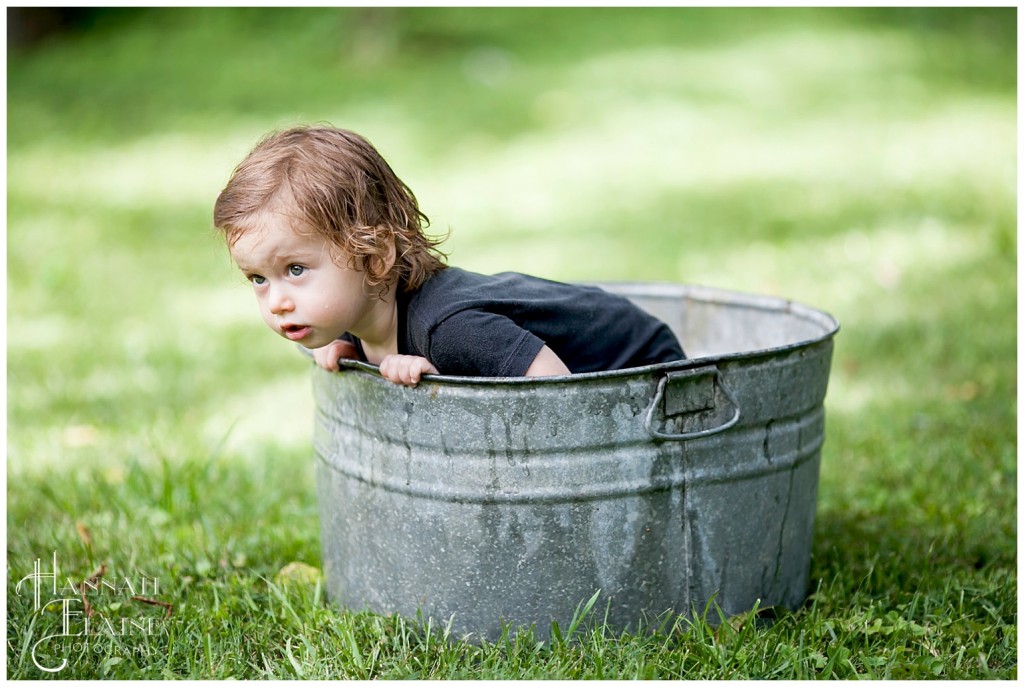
[309,282,840,387]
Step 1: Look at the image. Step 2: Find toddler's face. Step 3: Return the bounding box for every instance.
[229,217,378,349]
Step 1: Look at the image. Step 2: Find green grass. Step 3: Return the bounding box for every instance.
[7,7,1016,679]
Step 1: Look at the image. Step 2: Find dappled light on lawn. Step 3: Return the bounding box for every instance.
[6,7,1015,679]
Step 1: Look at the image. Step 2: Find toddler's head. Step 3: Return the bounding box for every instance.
[213,126,446,292]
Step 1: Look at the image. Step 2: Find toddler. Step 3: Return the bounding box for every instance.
[214,126,684,385]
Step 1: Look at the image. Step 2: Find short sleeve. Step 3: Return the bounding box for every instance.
[426,310,546,377]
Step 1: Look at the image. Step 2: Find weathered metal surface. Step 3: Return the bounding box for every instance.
[311,282,839,641]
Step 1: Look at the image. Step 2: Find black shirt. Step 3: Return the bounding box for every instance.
[348,267,685,377]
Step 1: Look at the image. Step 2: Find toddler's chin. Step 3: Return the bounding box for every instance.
[303,335,337,350]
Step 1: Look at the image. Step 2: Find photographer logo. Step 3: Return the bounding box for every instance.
[15,552,170,673]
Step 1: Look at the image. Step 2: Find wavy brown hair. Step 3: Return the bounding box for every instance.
[213,126,447,292]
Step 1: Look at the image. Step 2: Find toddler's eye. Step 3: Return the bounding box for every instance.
[288,265,305,277]
[248,274,266,286]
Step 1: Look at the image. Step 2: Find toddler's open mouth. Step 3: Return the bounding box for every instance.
[281,323,312,341]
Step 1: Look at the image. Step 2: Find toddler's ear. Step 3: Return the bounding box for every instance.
[364,234,397,278]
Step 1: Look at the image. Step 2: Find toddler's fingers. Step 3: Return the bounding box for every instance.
[405,359,430,385]
[379,355,437,386]
[313,346,340,372]
[402,359,422,385]
[414,359,438,382]
[379,356,406,385]
[407,365,422,385]
[314,340,352,372]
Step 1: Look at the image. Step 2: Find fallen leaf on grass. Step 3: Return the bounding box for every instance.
[721,604,786,634]
[76,521,93,547]
[943,380,981,402]
[83,563,109,586]
[79,563,109,618]
[131,595,173,619]
[274,562,322,586]
[71,530,174,620]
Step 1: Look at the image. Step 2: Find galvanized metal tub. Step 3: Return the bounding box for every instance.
[311,282,839,641]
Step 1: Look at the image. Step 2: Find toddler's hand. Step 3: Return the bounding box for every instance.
[313,339,360,372]
[379,354,438,386]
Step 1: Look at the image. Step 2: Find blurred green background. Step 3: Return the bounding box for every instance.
[6,7,1016,678]
[8,6,1016,458]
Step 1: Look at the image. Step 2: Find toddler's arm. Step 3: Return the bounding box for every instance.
[377,345,567,386]
[321,344,567,385]
[524,345,571,377]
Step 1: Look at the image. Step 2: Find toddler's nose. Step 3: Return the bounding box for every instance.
[268,287,294,315]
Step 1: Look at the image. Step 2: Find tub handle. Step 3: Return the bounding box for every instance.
[644,366,741,441]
